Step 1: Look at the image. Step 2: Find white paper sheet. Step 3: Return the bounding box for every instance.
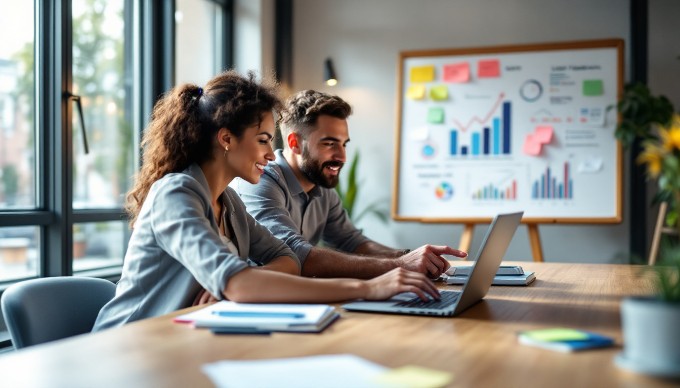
[202,354,389,388]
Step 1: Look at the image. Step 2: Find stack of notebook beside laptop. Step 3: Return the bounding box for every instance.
[174,301,339,334]
[442,265,536,286]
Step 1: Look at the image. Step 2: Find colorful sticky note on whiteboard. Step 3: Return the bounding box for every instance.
[427,107,445,124]
[443,62,470,83]
[477,59,501,78]
[406,85,426,100]
[410,65,435,83]
[583,80,604,96]
[523,134,541,156]
[429,85,449,101]
[535,126,554,144]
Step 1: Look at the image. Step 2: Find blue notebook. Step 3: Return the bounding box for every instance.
[518,328,615,352]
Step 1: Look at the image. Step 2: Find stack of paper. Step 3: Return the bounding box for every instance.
[174,301,339,334]
[443,265,536,286]
[518,328,614,352]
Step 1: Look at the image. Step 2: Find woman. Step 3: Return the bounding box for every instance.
[93,71,439,331]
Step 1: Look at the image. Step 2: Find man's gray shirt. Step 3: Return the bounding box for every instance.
[232,149,369,265]
[93,164,298,331]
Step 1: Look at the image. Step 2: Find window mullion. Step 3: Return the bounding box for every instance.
[42,0,73,277]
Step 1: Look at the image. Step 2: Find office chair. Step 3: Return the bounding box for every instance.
[1,276,116,349]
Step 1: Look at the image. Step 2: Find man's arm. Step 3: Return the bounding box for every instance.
[303,244,466,279]
[354,240,406,258]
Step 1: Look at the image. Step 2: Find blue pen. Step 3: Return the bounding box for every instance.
[211,311,305,318]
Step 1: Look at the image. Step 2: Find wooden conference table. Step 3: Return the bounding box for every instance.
[0,262,677,387]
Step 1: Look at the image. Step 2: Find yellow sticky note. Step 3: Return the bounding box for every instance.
[430,85,448,101]
[407,85,426,100]
[522,328,589,342]
[373,365,453,388]
[410,65,435,83]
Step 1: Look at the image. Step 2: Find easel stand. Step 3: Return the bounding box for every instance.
[458,223,544,262]
[526,224,544,262]
[458,224,475,255]
[648,202,678,265]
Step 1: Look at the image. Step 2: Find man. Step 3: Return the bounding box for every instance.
[232,90,466,279]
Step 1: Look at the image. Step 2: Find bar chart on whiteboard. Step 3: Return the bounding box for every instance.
[395,41,622,222]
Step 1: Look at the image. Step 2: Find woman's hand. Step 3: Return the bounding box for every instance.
[363,268,440,301]
[192,288,219,306]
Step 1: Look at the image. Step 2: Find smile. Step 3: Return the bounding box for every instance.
[256,163,266,171]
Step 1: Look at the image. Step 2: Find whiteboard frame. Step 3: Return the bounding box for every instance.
[392,39,624,224]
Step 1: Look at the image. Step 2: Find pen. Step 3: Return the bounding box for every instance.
[211,311,305,318]
[210,327,273,335]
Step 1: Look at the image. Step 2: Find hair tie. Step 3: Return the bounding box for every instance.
[197,87,203,97]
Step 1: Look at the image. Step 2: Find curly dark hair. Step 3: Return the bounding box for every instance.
[280,89,352,139]
[126,70,281,227]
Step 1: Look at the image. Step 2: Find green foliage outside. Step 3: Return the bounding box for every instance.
[11,0,132,202]
[1,165,19,204]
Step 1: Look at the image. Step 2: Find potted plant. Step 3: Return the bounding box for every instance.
[335,151,389,224]
[614,83,680,376]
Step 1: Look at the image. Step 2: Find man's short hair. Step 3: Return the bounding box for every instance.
[280,90,352,139]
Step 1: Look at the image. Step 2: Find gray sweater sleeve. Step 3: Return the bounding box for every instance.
[151,176,249,298]
[224,188,300,269]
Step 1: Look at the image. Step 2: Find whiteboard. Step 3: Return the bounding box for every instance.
[392,39,623,223]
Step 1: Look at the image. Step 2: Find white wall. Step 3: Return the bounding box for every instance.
[649,0,680,108]
[291,0,633,263]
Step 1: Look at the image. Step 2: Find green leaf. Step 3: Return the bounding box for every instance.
[334,151,389,225]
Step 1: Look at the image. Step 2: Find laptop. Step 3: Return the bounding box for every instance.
[342,211,523,317]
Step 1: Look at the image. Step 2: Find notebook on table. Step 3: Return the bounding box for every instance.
[442,266,536,286]
[342,211,523,317]
[174,301,339,333]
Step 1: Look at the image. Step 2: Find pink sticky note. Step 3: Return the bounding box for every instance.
[478,59,500,78]
[535,126,554,144]
[443,62,470,83]
[523,134,542,156]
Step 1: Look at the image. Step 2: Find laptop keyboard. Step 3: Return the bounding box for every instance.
[394,290,460,310]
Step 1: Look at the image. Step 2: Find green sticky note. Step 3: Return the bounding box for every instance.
[427,107,445,124]
[583,80,604,96]
[430,85,449,101]
[372,365,453,388]
[523,328,589,342]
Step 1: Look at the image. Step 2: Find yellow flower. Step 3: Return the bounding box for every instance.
[668,115,680,150]
[638,142,665,178]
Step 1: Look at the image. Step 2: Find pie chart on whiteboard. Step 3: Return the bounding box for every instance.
[435,182,454,200]
[520,79,543,102]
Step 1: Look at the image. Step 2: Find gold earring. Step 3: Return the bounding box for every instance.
[224,146,229,157]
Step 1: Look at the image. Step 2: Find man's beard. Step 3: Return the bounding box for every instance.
[300,146,343,188]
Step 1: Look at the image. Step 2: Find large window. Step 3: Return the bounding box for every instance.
[0,0,233,287]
